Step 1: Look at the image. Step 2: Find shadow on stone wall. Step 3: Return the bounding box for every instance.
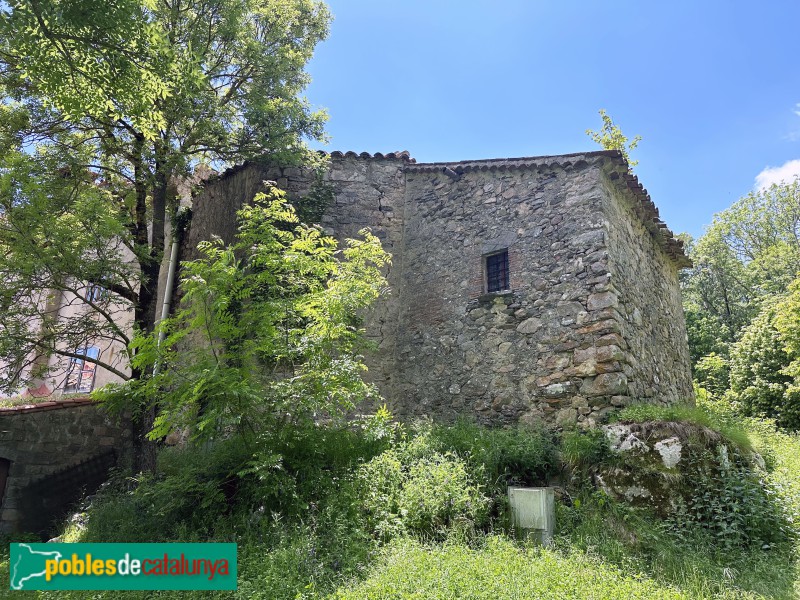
[18,449,117,539]
[0,397,131,535]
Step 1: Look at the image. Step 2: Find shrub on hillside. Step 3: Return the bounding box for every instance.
[358,445,489,540]
[666,445,791,551]
[428,420,559,494]
[728,304,799,430]
[560,428,612,475]
[693,352,730,397]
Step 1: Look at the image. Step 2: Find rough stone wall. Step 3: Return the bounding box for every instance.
[183,151,693,428]
[0,398,131,534]
[599,170,694,403]
[183,156,408,392]
[395,162,630,427]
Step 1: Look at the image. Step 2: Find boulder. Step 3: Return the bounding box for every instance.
[596,421,761,517]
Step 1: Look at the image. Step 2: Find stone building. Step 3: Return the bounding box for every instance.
[183,149,693,428]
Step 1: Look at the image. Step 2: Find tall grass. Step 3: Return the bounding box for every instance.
[0,413,796,599]
[611,402,753,451]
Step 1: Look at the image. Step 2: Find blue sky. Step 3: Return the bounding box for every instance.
[304,1,800,238]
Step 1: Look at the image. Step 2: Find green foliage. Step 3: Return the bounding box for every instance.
[683,227,756,351]
[693,352,731,397]
[612,402,753,451]
[0,143,137,390]
[666,450,791,551]
[747,419,800,534]
[0,1,331,468]
[684,307,733,366]
[602,400,794,552]
[427,420,559,494]
[1,0,330,148]
[294,171,336,224]
[333,536,692,600]
[728,303,799,430]
[682,180,800,371]
[586,109,642,168]
[107,185,390,441]
[69,422,386,545]
[358,444,489,541]
[561,428,612,473]
[355,421,558,542]
[7,416,798,599]
[556,488,796,600]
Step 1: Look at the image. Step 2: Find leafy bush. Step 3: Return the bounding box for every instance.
[358,445,489,540]
[665,446,792,551]
[428,420,559,494]
[21,416,800,600]
[554,485,797,599]
[693,352,730,397]
[728,304,798,430]
[561,427,612,474]
[103,185,390,443]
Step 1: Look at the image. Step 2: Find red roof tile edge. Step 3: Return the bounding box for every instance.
[0,396,95,414]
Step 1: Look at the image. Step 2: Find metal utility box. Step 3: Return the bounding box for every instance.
[508,486,555,545]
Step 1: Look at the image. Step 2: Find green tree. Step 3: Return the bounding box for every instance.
[104,185,390,442]
[693,352,730,398]
[727,301,799,430]
[586,109,642,168]
[681,180,800,377]
[682,227,757,346]
[0,0,331,469]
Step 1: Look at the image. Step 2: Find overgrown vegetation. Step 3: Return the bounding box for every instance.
[98,185,389,445]
[681,179,800,431]
[0,0,332,470]
[2,405,797,599]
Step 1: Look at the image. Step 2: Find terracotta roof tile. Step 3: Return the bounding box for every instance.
[0,396,94,414]
[327,150,415,162]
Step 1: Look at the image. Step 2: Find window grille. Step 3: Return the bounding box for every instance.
[486,250,509,293]
[86,283,107,302]
[64,346,100,393]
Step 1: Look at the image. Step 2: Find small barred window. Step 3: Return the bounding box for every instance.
[485,250,509,293]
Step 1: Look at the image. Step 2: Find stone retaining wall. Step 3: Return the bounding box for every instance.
[0,398,131,535]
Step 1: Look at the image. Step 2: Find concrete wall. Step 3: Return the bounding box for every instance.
[0,398,131,536]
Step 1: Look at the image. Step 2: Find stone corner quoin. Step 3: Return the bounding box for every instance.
[184,150,693,428]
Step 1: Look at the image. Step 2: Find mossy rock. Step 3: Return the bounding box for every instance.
[597,421,759,516]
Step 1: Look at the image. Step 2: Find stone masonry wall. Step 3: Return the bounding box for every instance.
[183,155,409,393]
[183,151,693,428]
[599,169,694,403]
[0,398,131,534]
[395,160,630,427]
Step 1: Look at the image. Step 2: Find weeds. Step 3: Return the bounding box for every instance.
[2,411,796,599]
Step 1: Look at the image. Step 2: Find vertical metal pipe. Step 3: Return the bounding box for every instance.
[153,212,183,376]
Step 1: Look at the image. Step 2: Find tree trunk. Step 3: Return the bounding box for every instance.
[130,260,161,473]
[130,264,160,474]
[128,148,170,474]
[130,365,159,474]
